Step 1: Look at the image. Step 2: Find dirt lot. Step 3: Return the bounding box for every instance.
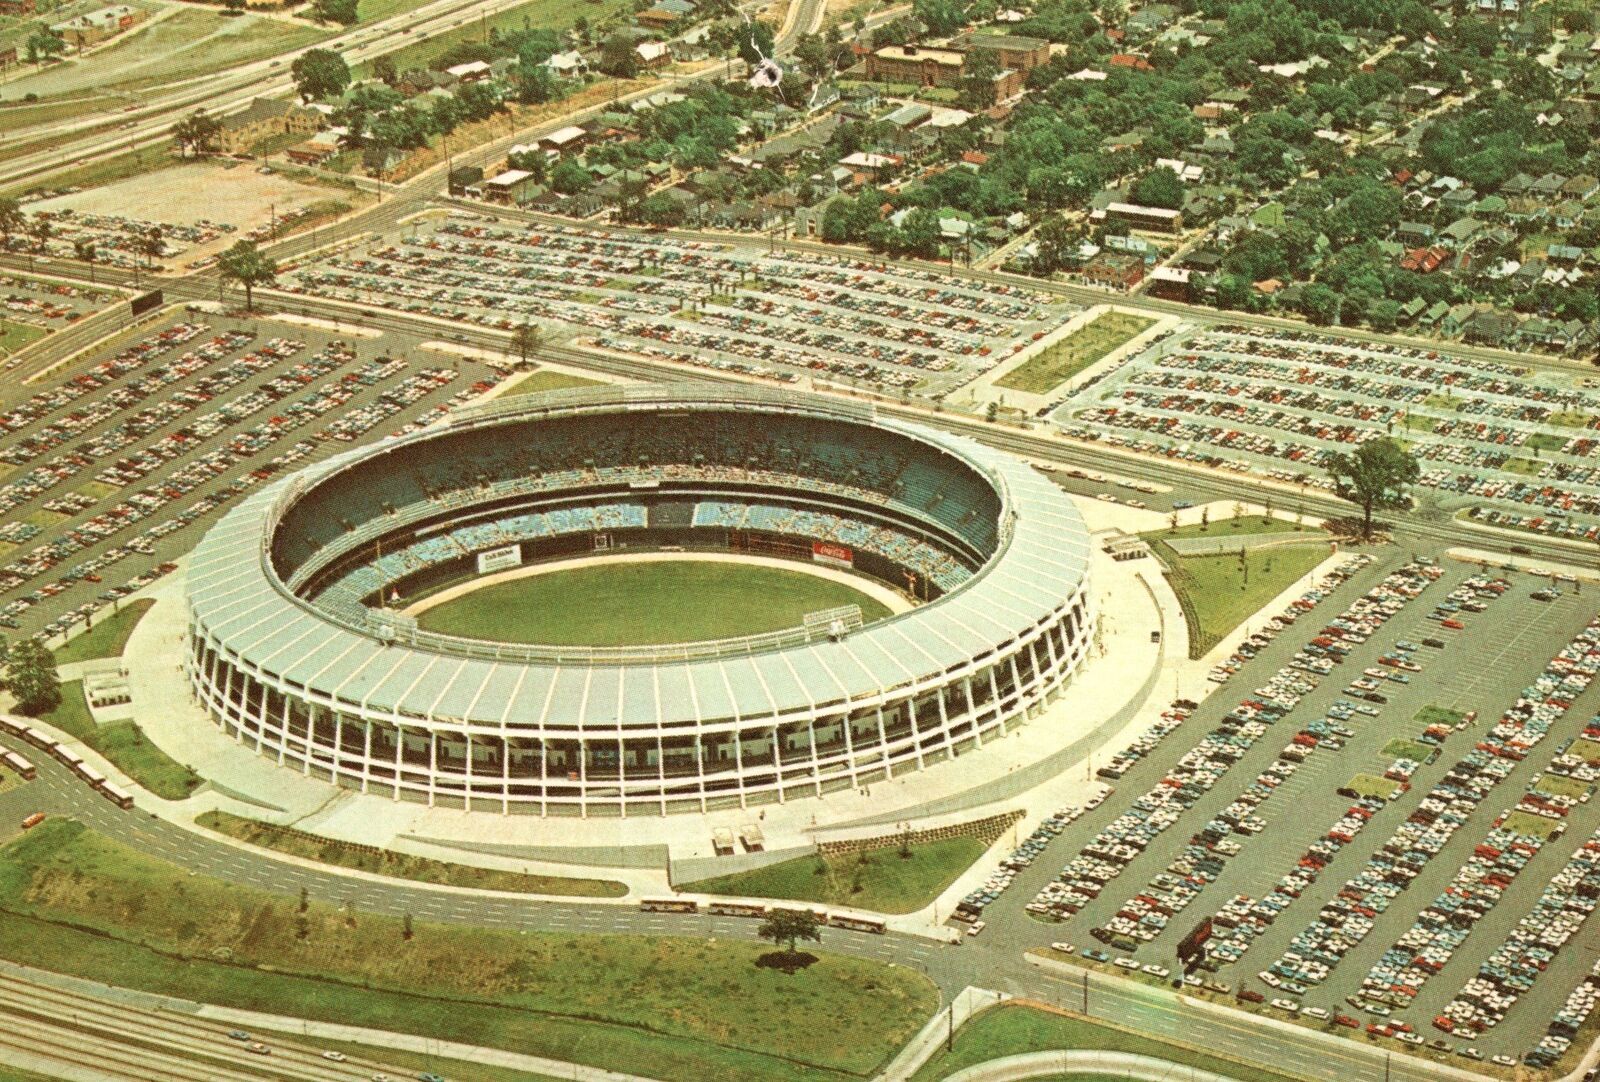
[33,160,357,263]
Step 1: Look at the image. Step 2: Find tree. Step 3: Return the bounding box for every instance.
[25,29,64,64]
[1299,283,1341,326]
[371,54,398,85]
[222,0,246,14]
[73,238,98,283]
[1325,436,1419,539]
[172,111,221,158]
[26,217,50,270]
[310,0,359,23]
[0,198,21,254]
[550,157,592,194]
[757,908,822,959]
[900,207,942,260]
[5,639,59,717]
[1130,166,1184,211]
[291,48,351,103]
[913,0,966,34]
[218,241,277,311]
[737,20,776,67]
[956,47,1000,110]
[600,33,639,78]
[508,322,543,366]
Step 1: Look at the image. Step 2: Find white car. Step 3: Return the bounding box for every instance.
[322,1051,348,1062]
[1051,942,1074,954]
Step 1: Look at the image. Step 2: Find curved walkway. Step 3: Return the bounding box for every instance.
[944,1050,1245,1082]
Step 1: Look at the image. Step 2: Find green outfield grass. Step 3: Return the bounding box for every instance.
[197,810,626,897]
[682,835,989,914]
[908,1005,1302,1082]
[53,599,154,666]
[995,312,1155,395]
[415,560,894,647]
[0,820,936,1082]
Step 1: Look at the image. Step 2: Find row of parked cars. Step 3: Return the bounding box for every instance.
[959,794,1108,928]
[1264,612,1600,1027]
[1060,323,1600,539]
[1026,558,1426,934]
[1092,563,1449,954]
[1439,717,1600,1051]
[1212,631,1480,976]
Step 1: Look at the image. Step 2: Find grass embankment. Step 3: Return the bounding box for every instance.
[253,1031,566,1082]
[0,1067,67,1082]
[1157,515,1303,540]
[995,312,1155,395]
[196,810,627,897]
[908,1005,1303,1082]
[368,0,632,74]
[504,369,605,395]
[416,562,894,647]
[1142,520,1329,659]
[41,681,200,800]
[0,821,936,1082]
[682,835,988,915]
[52,599,153,666]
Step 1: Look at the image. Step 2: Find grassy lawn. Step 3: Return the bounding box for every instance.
[681,835,988,915]
[907,1005,1303,1082]
[1413,705,1466,728]
[1502,810,1567,840]
[1153,515,1306,541]
[0,322,45,354]
[0,1068,64,1082]
[1380,739,1435,763]
[53,599,154,666]
[96,15,325,94]
[39,680,95,740]
[504,368,605,395]
[1503,457,1544,476]
[368,0,632,74]
[0,821,936,1082]
[1536,774,1590,799]
[1575,738,1600,764]
[1344,773,1403,800]
[1145,539,1328,659]
[197,810,626,897]
[416,561,894,647]
[1524,432,1569,454]
[1548,411,1593,429]
[40,682,199,799]
[0,95,121,131]
[996,313,1155,395]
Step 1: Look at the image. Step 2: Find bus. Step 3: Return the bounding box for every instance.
[97,781,134,810]
[707,902,767,918]
[829,914,887,934]
[639,899,699,914]
[1,751,36,780]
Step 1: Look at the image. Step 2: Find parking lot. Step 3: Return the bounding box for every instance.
[1054,324,1600,545]
[960,546,1600,1073]
[0,310,506,640]
[282,217,1081,395]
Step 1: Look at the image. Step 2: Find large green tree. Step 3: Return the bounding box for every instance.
[1325,437,1420,539]
[1131,166,1184,210]
[5,638,59,717]
[757,908,823,959]
[291,48,351,103]
[218,241,278,311]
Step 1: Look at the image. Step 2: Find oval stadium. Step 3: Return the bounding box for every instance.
[184,385,1095,815]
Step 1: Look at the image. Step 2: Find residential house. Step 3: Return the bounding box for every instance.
[218,98,321,156]
[445,60,492,83]
[1442,303,1475,338]
[635,40,671,68]
[398,69,458,97]
[1417,299,1451,330]
[1562,175,1600,202]
[1439,217,1484,248]
[285,129,344,165]
[1462,308,1520,346]
[1397,221,1435,245]
[545,51,588,77]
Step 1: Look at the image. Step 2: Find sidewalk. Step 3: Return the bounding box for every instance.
[944,1050,1245,1082]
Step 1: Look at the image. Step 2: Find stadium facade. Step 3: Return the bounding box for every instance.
[184,386,1096,815]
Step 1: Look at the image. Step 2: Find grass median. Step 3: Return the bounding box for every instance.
[681,835,989,914]
[504,369,606,395]
[0,820,936,1082]
[41,681,200,800]
[196,810,627,898]
[52,599,154,666]
[995,312,1155,395]
[908,1004,1303,1082]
